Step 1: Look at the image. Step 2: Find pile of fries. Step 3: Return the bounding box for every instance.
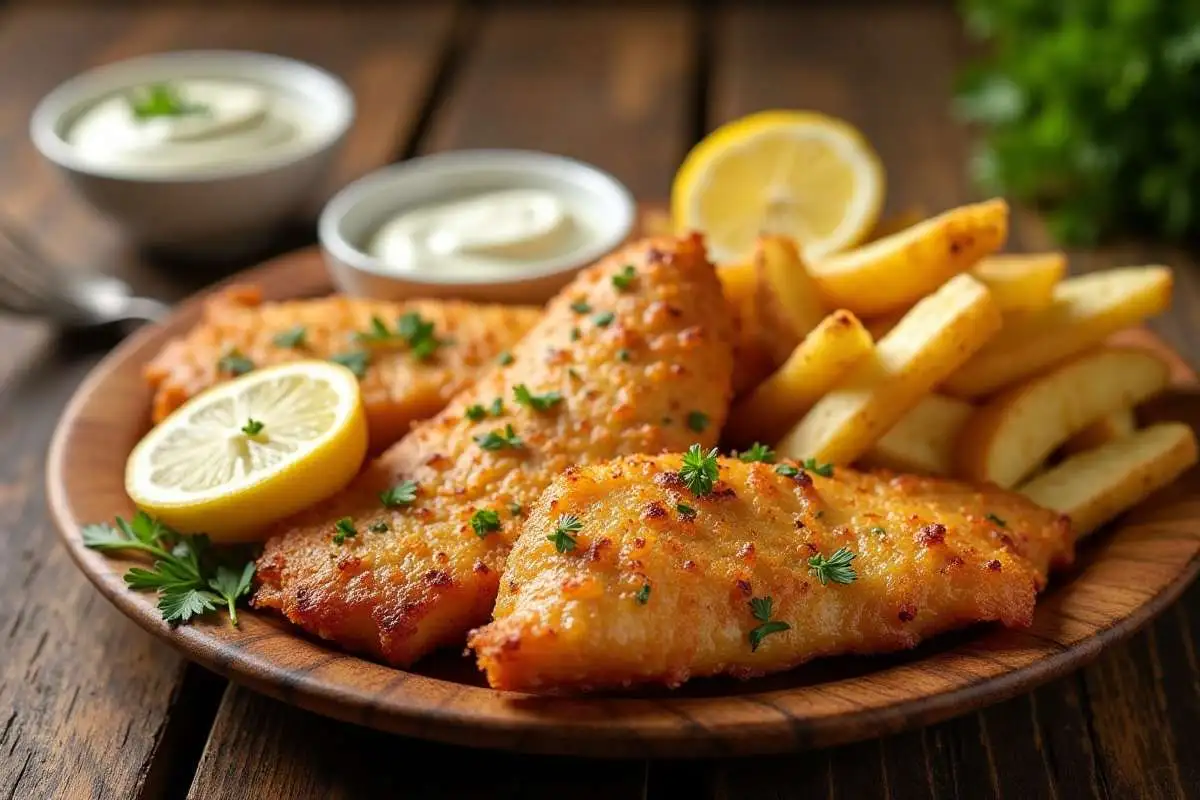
[718,199,1197,540]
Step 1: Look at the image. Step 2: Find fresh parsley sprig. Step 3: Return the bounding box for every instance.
[808,547,858,586]
[802,458,835,478]
[82,512,255,626]
[738,443,776,463]
[547,514,582,553]
[748,596,790,652]
[474,424,523,451]
[127,83,210,121]
[380,480,418,508]
[679,444,720,495]
[513,383,563,412]
[354,312,445,360]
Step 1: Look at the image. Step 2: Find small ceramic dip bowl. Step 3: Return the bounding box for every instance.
[318,150,636,304]
[31,50,354,259]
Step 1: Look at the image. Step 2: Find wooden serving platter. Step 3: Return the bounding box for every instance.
[46,240,1200,758]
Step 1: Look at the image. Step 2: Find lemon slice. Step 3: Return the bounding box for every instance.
[126,360,368,542]
[672,110,884,264]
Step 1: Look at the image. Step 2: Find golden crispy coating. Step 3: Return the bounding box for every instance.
[253,236,736,666]
[145,286,540,451]
[471,456,1073,693]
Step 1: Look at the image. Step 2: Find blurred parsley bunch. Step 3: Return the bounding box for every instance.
[956,0,1200,244]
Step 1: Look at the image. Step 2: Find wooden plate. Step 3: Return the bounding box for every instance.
[47,246,1200,759]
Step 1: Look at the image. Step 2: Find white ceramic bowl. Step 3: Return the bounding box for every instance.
[31,50,354,258]
[319,150,636,304]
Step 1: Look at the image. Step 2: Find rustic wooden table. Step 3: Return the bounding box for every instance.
[2,3,1197,798]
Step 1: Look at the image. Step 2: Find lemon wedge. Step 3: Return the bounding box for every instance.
[672,110,884,264]
[126,360,368,542]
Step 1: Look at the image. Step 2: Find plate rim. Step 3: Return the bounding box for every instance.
[46,245,1200,758]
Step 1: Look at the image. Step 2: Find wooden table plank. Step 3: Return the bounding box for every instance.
[186,5,697,797]
[0,6,455,799]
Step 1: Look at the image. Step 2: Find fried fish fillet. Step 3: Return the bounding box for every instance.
[470,456,1074,692]
[253,235,736,666]
[145,286,541,450]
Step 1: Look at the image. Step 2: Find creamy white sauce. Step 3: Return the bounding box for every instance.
[66,79,316,176]
[368,188,609,277]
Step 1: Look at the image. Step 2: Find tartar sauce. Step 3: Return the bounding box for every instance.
[368,189,606,277]
[67,80,313,176]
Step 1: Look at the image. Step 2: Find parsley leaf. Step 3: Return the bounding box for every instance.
[332,517,357,545]
[330,350,369,378]
[217,348,254,376]
[547,514,582,553]
[159,589,220,624]
[380,480,418,508]
[686,411,710,432]
[611,264,637,290]
[738,442,776,463]
[802,458,834,478]
[470,508,502,538]
[513,383,563,412]
[592,310,616,328]
[635,583,651,605]
[676,503,697,518]
[354,312,445,361]
[466,404,487,422]
[570,300,592,314]
[207,563,255,626]
[488,398,505,417]
[241,418,264,436]
[498,351,514,366]
[775,464,800,478]
[272,325,307,349]
[808,547,858,586]
[985,512,1007,527]
[617,348,631,362]
[474,424,523,451]
[748,596,791,652]
[679,444,720,495]
[127,82,209,121]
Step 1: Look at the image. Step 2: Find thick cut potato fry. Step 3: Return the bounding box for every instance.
[970,252,1066,312]
[717,261,756,310]
[1020,423,1197,538]
[776,273,1001,464]
[956,348,1171,489]
[1062,408,1137,456]
[860,394,974,476]
[754,235,828,365]
[943,266,1174,398]
[863,308,908,340]
[806,199,1008,317]
[719,259,778,397]
[726,310,874,445]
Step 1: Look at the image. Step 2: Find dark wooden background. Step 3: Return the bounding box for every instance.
[1,2,1197,798]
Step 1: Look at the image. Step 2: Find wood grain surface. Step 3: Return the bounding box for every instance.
[2,2,1199,798]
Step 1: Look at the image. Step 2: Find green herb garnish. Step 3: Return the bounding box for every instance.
[802,458,834,478]
[380,480,418,508]
[592,311,616,328]
[570,300,592,314]
[470,508,502,538]
[272,325,307,349]
[329,350,369,378]
[497,351,514,366]
[513,383,563,412]
[241,418,264,436]
[635,583,651,605]
[679,444,720,496]
[547,514,582,553]
[748,596,791,652]
[611,264,637,291]
[474,423,523,451]
[738,443,776,463]
[466,405,487,422]
[775,464,800,478]
[368,520,389,533]
[985,512,1007,528]
[332,517,357,545]
[82,512,254,626]
[687,411,709,433]
[676,503,696,518]
[489,398,505,417]
[127,83,210,121]
[808,547,858,586]
[617,348,631,362]
[355,312,444,360]
[217,349,254,376]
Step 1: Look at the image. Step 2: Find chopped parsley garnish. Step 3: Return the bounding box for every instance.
[356,315,395,343]
[127,83,210,121]
[272,325,307,349]
[489,398,505,417]
[354,312,445,360]
[611,264,637,290]
[870,526,887,536]
[679,444,720,496]
[635,583,651,605]
[748,596,791,652]
[81,511,254,626]
[775,464,800,478]
[470,508,502,538]
[497,351,514,366]
[570,300,592,314]
[687,411,709,432]
[329,350,369,378]
[738,443,775,463]
[513,383,563,412]
[217,348,254,376]
[466,404,487,422]
[802,458,835,478]
[368,520,389,533]
[474,423,523,451]
[570,327,581,341]
[617,348,631,362]
[676,503,697,518]
[808,547,858,585]
[592,311,616,328]
[509,502,523,517]
[547,514,582,553]
[985,513,1007,528]
[332,517,357,545]
[379,480,418,508]
[241,418,264,436]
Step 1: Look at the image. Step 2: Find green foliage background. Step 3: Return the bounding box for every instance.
[957,0,1200,245]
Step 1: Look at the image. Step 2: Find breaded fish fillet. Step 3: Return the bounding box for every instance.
[253,236,736,666]
[145,286,541,450]
[470,456,1073,692]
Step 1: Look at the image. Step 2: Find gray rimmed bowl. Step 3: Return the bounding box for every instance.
[30,50,355,259]
[318,150,636,304]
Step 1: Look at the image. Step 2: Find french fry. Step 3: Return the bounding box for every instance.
[805,199,1008,317]
[863,207,927,243]
[863,308,908,340]
[719,260,778,397]
[970,252,1066,312]
[753,235,829,365]
[956,348,1171,489]
[776,273,1001,465]
[859,394,974,476]
[1020,423,1198,539]
[1062,408,1137,456]
[943,266,1174,398]
[717,261,757,311]
[725,310,874,446]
